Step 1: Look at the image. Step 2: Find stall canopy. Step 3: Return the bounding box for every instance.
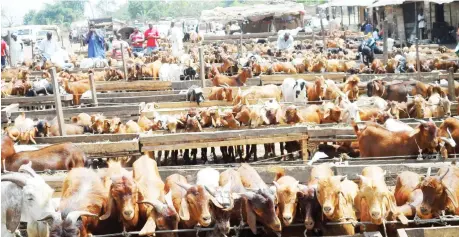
[200,2,304,24]
[328,0,374,7]
[369,0,455,7]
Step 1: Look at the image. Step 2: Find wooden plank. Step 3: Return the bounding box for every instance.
[96,81,172,91]
[10,104,141,121]
[81,94,187,104]
[96,90,181,98]
[34,134,138,144]
[260,73,346,84]
[400,226,459,237]
[1,103,19,123]
[139,126,309,144]
[1,95,73,106]
[75,140,139,155]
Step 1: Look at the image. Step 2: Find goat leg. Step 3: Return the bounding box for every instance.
[183,149,191,165]
[229,146,235,163]
[252,145,258,161]
[191,148,198,165]
[211,147,217,161]
[201,148,208,164]
[221,146,228,163]
[173,150,178,165]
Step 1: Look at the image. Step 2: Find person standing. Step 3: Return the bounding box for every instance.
[9,33,24,67]
[130,27,144,53]
[112,33,130,62]
[418,10,425,40]
[169,22,184,57]
[1,39,8,70]
[364,21,373,35]
[86,24,105,58]
[144,24,159,54]
[38,32,59,67]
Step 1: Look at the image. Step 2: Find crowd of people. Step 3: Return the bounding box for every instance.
[0,22,186,71]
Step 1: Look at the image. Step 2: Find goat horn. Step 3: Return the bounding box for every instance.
[1,173,29,187]
[204,185,217,197]
[18,161,37,178]
[66,211,98,224]
[415,119,427,125]
[439,168,450,181]
[175,181,193,191]
[139,199,165,213]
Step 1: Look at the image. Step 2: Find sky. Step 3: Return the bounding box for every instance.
[1,0,127,26]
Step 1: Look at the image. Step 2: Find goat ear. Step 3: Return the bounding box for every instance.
[179,197,190,221]
[6,193,23,232]
[444,185,459,209]
[99,191,114,221]
[408,127,420,137]
[245,199,257,234]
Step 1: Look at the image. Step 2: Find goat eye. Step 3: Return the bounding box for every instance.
[28,198,33,201]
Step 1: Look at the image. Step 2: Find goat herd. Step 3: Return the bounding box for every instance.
[2,158,459,237]
[3,30,459,237]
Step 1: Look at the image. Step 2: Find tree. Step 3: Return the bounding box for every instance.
[23,2,84,27]
[1,7,15,27]
[23,10,36,25]
[95,0,118,17]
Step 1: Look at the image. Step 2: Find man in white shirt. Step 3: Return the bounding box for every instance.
[38,32,59,60]
[277,32,294,51]
[418,11,425,40]
[51,47,74,70]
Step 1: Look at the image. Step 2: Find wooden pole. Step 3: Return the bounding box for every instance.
[448,67,457,101]
[341,7,344,30]
[199,47,205,88]
[383,20,388,64]
[31,41,34,60]
[50,67,66,136]
[7,31,12,66]
[416,38,420,80]
[89,73,98,106]
[348,6,351,26]
[320,10,327,51]
[301,136,309,162]
[121,43,128,81]
[312,28,315,48]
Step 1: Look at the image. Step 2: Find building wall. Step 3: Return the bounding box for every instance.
[444,2,459,28]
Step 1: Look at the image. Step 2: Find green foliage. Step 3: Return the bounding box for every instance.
[127,0,223,21]
[22,1,84,27]
[23,10,36,25]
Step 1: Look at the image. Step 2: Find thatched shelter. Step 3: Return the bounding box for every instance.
[200,2,305,33]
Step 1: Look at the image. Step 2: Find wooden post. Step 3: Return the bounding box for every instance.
[415,38,420,80]
[121,43,128,81]
[301,136,309,162]
[49,67,66,136]
[320,11,327,51]
[199,47,205,88]
[7,31,12,66]
[383,20,388,64]
[89,73,98,106]
[31,41,34,60]
[448,67,457,101]
[312,28,315,47]
[348,6,351,26]
[341,7,344,30]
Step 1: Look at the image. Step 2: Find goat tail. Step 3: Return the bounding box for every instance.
[268,166,285,181]
[352,121,360,137]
